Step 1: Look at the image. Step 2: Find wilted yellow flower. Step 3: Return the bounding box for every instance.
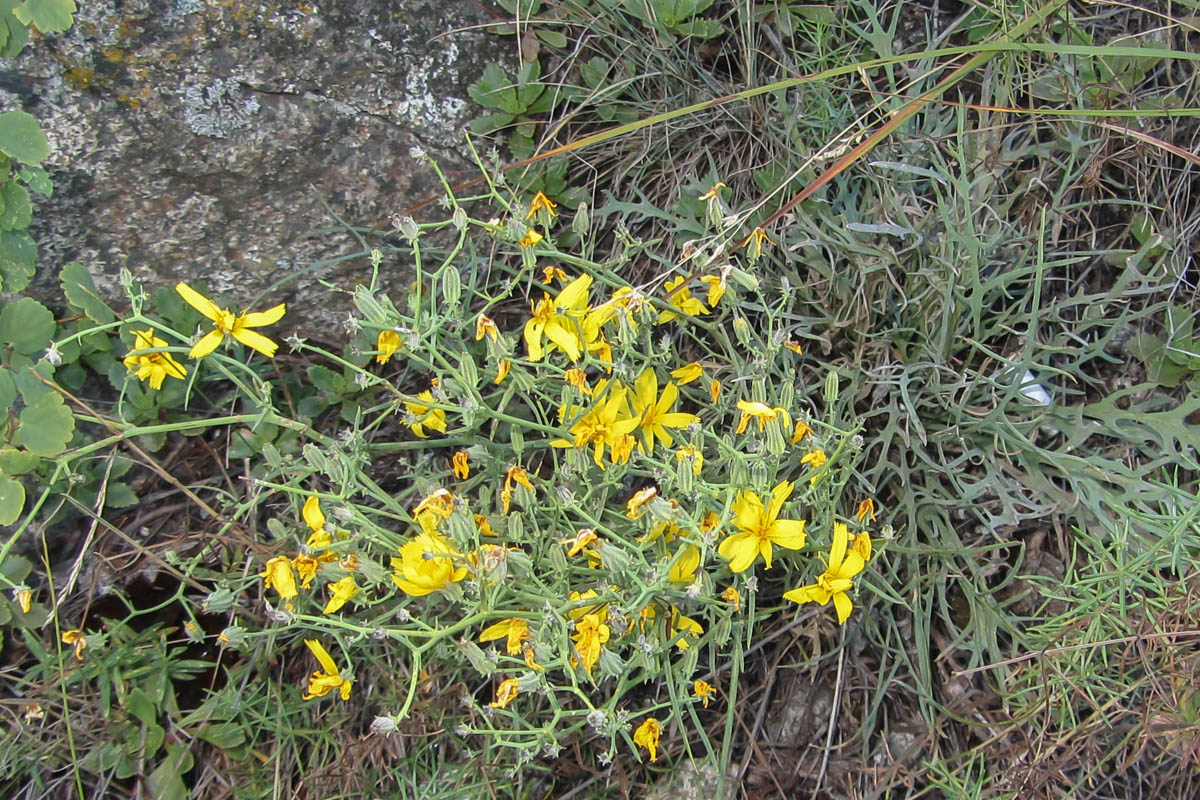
[631,370,699,454]
[479,618,531,655]
[543,265,567,284]
[500,466,534,514]
[669,544,700,584]
[415,488,455,520]
[404,390,447,438]
[670,362,703,384]
[522,641,543,671]
[626,486,658,519]
[699,182,725,201]
[520,229,544,248]
[675,446,703,476]
[123,328,187,390]
[791,420,813,442]
[524,274,592,362]
[452,450,470,479]
[735,400,791,435]
[746,226,775,259]
[475,514,497,537]
[564,367,592,395]
[475,314,499,341]
[718,480,807,573]
[720,586,741,610]
[657,276,708,323]
[563,528,599,557]
[495,359,511,384]
[490,678,520,709]
[390,532,468,596]
[376,330,401,364]
[175,282,286,358]
[710,379,722,404]
[13,586,31,614]
[302,639,352,701]
[322,576,358,614]
[784,339,803,354]
[800,449,827,483]
[700,511,720,535]
[783,522,866,624]
[62,629,87,660]
[292,554,319,588]
[699,273,727,307]
[851,531,872,562]
[857,498,876,523]
[694,680,717,708]
[260,556,299,600]
[633,717,663,761]
[527,191,558,218]
[571,612,610,675]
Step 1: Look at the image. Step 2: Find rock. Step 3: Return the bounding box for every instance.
[6,0,503,328]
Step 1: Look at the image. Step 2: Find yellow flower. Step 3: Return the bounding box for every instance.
[571,612,610,675]
[746,226,775,259]
[710,378,721,404]
[564,367,592,395]
[800,449,827,483]
[783,522,866,624]
[61,629,87,660]
[479,618,531,655]
[669,544,700,584]
[520,229,544,248]
[633,718,663,762]
[122,328,187,390]
[404,390,447,438]
[851,531,872,562]
[734,400,791,435]
[475,314,499,342]
[699,273,727,307]
[415,488,455,520]
[563,528,599,557]
[791,420,813,442]
[495,359,511,384]
[626,486,658,519]
[260,556,298,600]
[390,532,468,596]
[293,554,320,588]
[323,576,358,614]
[550,380,640,468]
[301,639,352,701]
[500,466,534,514]
[527,191,557,218]
[175,282,286,358]
[657,276,708,323]
[303,496,326,533]
[452,451,470,479]
[784,339,803,354]
[543,265,567,284]
[568,589,607,621]
[699,511,720,535]
[524,274,592,362]
[857,498,876,523]
[490,677,520,709]
[718,480,807,573]
[475,514,497,537]
[376,330,401,364]
[670,362,703,384]
[699,182,726,201]
[14,586,31,614]
[672,608,703,650]
[522,641,543,671]
[675,446,703,476]
[631,370,699,454]
[694,680,717,708]
[720,586,741,610]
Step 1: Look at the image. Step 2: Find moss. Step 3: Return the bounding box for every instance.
[64,66,94,90]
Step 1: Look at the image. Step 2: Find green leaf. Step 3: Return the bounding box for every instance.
[0,367,14,410]
[0,446,39,474]
[11,0,75,34]
[12,361,54,404]
[60,262,116,324]
[124,688,157,726]
[146,744,193,800]
[469,111,516,134]
[0,180,32,230]
[0,297,54,355]
[0,110,50,164]
[103,482,138,509]
[536,29,568,49]
[307,364,345,394]
[196,721,246,750]
[0,474,25,526]
[0,9,29,58]
[15,391,74,457]
[0,228,37,293]
[19,165,51,195]
[0,553,32,582]
[469,62,522,114]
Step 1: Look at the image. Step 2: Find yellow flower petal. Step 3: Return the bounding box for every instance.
[175,282,221,321]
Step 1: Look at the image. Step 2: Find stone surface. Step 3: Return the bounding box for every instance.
[5,0,503,328]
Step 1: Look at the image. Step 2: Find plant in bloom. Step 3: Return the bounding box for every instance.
[61,629,86,660]
[571,611,610,674]
[791,419,813,442]
[669,544,700,584]
[475,314,499,341]
[694,680,717,708]
[527,191,557,218]
[302,639,352,700]
[452,450,470,479]
[675,445,703,476]
[857,498,876,522]
[699,271,727,306]
[524,273,592,361]
[376,330,401,364]
[500,465,534,514]
[490,678,520,709]
[551,381,640,468]
[718,480,807,573]
[633,717,663,761]
[657,276,708,323]
[479,618,531,654]
[734,399,791,434]
[746,226,775,258]
[122,328,187,389]
[390,532,468,596]
[630,370,699,454]
[323,576,357,614]
[404,390,447,438]
[800,449,828,483]
[625,486,658,519]
[783,522,869,624]
[670,362,703,384]
[720,586,741,610]
[175,282,286,358]
[260,556,299,601]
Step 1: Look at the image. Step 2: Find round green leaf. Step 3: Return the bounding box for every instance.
[0,109,50,164]
[0,180,32,230]
[0,474,24,526]
[15,392,74,457]
[0,296,54,355]
[60,262,116,324]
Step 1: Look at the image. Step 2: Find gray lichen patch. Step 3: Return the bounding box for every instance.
[181,78,262,138]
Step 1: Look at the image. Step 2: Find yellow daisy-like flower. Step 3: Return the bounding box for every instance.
[527,191,558,218]
[669,544,700,584]
[490,677,520,709]
[479,618,531,655]
[390,532,468,597]
[734,400,791,435]
[633,718,663,762]
[524,274,593,362]
[404,390,447,438]
[293,554,320,589]
[376,330,401,364]
[301,639,352,701]
[851,530,872,562]
[520,229,544,248]
[783,522,867,624]
[800,449,828,483]
[657,276,708,323]
[717,480,807,573]
[175,282,286,358]
[122,328,187,390]
[415,488,455,520]
[322,576,358,614]
[452,450,470,479]
[475,314,499,342]
[62,629,87,660]
[563,528,599,557]
[694,680,717,708]
[564,367,592,395]
[670,362,703,385]
[571,612,610,675]
[260,556,299,600]
[631,370,699,454]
